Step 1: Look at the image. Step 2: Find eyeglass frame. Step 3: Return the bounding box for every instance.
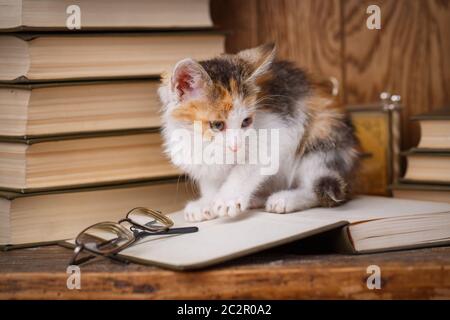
[69,207,197,266]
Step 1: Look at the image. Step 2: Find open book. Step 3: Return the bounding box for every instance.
[65,196,450,270]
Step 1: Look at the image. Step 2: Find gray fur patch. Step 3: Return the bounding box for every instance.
[258,61,311,121]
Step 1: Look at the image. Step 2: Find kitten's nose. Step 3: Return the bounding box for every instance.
[228,144,238,152]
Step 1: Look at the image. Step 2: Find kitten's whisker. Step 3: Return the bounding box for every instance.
[186,177,196,198]
[253,94,298,108]
[255,94,297,103]
[176,174,182,194]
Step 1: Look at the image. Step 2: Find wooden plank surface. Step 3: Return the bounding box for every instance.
[212,0,343,88]
[210,0,259,53]
[0,244,449,299]
[257,0,344,90]
[211,0,450,150]
[343,0,450,149]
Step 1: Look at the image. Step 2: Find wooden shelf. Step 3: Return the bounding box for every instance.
[0,244,449,299]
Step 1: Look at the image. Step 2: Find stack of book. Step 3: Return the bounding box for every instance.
[0,0,224,247]
[392,108,450,203]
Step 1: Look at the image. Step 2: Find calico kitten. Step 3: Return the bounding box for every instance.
[159,43,360,222]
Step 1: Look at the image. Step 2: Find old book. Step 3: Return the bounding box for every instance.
[0,33,224,82]
[0,80,162,138]
[403,149,450,184]
[413,108,450,150]
[346,95,403,196]
[348,105,392,195]
[0,179,194,246]
[63,196,450,270]
[0,0,212,30]
[392,183,450,204]
[0,131,179,191]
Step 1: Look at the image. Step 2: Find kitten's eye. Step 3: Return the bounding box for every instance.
[241,117,253,128]
[209,121,225,132]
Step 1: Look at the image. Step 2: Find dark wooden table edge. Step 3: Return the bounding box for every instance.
[1,245,449,299]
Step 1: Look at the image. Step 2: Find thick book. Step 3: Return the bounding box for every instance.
[64,196,450,270]
[412,108,450,150]
[0,33,224,82]
[0,131,179,191]
[0,80,162,137]
[392,183,450,204]
[0,179,194,247]
[402,149,450,184]
[0,0,212,31]
[347,103,395,195]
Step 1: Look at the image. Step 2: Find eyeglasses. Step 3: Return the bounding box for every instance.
[69,207,198,266]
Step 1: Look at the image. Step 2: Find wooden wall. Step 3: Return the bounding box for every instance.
[211,0,450,150]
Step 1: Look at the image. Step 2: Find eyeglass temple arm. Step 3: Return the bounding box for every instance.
[69,245,87,265]
[134,226,199,240]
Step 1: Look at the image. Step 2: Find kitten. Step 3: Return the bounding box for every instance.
[159,43,360,222]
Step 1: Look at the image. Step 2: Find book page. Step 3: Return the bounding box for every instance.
[287,196,450,223]
[120,210,347,270]
[70,196,450,270]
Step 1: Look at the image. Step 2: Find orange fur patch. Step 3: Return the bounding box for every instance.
[301,88,345,152]
[171,83,239,139]
[229,78,239,97]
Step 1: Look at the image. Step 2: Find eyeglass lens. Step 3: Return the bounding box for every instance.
[126,208,172,231]
[76,222,133,254]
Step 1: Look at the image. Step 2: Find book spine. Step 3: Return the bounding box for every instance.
[332,225,359,254]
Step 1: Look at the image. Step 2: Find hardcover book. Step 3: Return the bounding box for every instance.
[64,196,450,270]
[392,183,450,203]
[0,0,213,31]
[0,80,162,137]
[0,131,179,191]
[0,179,194,246]
[0,33,224,82]
[412,108,450,150]
[346,101,401,196]
[402,149,450,184]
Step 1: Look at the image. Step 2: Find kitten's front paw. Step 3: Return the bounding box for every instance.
[213,196,249,218]
[184,200,216,222]
[265,191,295,214]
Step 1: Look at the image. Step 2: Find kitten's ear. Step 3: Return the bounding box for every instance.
[238,43,276,83]
[171,58,212,101]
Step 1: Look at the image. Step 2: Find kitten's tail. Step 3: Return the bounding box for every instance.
[314,175,348,208]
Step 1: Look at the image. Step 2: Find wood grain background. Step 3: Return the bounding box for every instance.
[211,0,450,150]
